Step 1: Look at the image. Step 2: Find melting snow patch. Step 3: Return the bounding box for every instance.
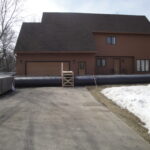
[101,85,150,133]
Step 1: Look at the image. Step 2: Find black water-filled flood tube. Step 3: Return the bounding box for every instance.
[15,75,150,87]
[75,75,150,86]
[15,77,61,87]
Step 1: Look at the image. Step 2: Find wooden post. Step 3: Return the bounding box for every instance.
[61,62,64,76]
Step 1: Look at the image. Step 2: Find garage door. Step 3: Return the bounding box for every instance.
[26,62,69,76]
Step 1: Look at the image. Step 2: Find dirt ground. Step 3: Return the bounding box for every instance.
[87,85,150,144]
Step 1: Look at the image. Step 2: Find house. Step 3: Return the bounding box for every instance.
[15,12,150,76]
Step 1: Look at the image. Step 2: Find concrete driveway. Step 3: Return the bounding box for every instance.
[0,87,150,150]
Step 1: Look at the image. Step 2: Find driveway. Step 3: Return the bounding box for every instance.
[0,87,150,150]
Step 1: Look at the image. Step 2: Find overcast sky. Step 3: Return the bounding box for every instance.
[23,0,150,22]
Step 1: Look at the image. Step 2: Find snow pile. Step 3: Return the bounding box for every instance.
[101,85,150,133]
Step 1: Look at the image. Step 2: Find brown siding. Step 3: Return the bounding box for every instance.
[16,33,150,76]
[96,56,134,74]
[94,33,150,57]
[16,53,95,76]
[94,33,150,74]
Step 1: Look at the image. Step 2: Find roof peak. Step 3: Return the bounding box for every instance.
[42,12,146,17]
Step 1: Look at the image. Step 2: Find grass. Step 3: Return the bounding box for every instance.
[87,85,150,144]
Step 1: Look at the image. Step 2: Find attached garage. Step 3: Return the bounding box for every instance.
[26,62,70,76]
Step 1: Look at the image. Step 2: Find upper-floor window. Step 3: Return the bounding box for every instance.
[136,59,149,72]
[107,36,116,45]
[96,58,106,67]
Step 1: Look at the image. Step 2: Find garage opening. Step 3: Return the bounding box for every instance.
[26,61,70,76]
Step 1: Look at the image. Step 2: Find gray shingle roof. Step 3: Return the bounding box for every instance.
[15,12,150,52]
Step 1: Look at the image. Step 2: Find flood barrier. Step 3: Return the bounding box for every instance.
[15,74,150,87]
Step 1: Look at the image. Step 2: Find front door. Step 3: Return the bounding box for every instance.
[78,62,86,75]
[114,59,120,74]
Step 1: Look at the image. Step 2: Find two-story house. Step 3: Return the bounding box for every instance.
[15,13,150,76]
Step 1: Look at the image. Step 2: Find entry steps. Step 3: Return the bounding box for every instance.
[62,71,74,87]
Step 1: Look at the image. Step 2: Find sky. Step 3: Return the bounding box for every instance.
[23,0,150,22]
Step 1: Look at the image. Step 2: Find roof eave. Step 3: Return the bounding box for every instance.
[93,31,150,35]
[15,50,96,54]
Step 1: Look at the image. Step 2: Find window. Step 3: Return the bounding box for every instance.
[136,60,140,71]
[96,58,106,67]
[136,60,150,72]
[145,60,149,71]
[79,62,85,69]
[107,36,116,45]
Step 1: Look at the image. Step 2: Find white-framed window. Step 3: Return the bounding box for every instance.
[96,58,106,67]
[107,36,116,45]
[136,60,150,72]
[145,60,149,72]
[136,60,140,71]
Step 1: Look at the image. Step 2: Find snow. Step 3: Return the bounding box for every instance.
[101,85,150,133]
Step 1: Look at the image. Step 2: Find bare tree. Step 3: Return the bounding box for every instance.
[0,0,23,72]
